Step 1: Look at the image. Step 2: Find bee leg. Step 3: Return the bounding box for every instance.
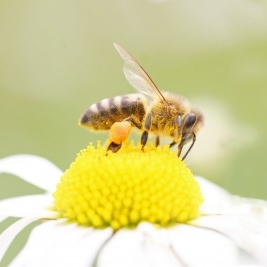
[177,142,183,158]
[125,116,142,129]
[155,135,160,147]
[141,113,152,151]
[178,133,196,160]
[107,142,122,153]
[107,120,132,153]
[181,133,196,160]
[169,141,177,148]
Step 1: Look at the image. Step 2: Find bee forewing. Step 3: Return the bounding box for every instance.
[114,43,166,102]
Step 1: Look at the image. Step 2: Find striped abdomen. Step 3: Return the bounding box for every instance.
[80,94,147,131]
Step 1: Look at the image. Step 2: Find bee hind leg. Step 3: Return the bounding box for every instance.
[107,142,122,153]
[140,113,152,151]
[107,120,132,153]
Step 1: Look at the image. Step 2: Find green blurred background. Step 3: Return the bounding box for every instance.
[0,0,267,200]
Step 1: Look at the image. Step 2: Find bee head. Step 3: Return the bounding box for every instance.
[176,113,198,159]
[182,113,197,135]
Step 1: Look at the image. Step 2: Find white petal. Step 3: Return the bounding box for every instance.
[196,176,237,214]
[231,196,267,222]
[0,217,39,262]
[194,215,267,266]
[99,227,148,267]
[137,223,188,267]
[169,223,238,266]
[0,154,63,192]
[10,220,113,267]
[0,194,55,218]
[100,223,183,267]
[195,176,267,265]
[196,176,267,218]
[0,215,8,223]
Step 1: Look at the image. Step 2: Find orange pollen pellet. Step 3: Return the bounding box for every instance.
[110,121,132,144]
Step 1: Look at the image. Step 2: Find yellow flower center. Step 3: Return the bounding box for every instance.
[53,142,203,230]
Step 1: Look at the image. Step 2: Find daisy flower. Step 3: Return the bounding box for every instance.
[0,142,266,267]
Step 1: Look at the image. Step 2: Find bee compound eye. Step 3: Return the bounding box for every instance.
[184,113,197,128]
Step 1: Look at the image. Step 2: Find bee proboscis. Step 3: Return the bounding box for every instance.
[80,43,204,159]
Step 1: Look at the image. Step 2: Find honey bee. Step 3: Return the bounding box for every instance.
[80,43,204,160]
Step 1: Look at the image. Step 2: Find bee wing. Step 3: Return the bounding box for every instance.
[114,43,167,103]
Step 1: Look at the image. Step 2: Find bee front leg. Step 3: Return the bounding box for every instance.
[169,141,177,148]
[181,133,196,160]
[155,135,160,147]
[141,113,152,151]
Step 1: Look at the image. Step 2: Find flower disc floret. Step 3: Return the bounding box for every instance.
[53,142,203,230]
